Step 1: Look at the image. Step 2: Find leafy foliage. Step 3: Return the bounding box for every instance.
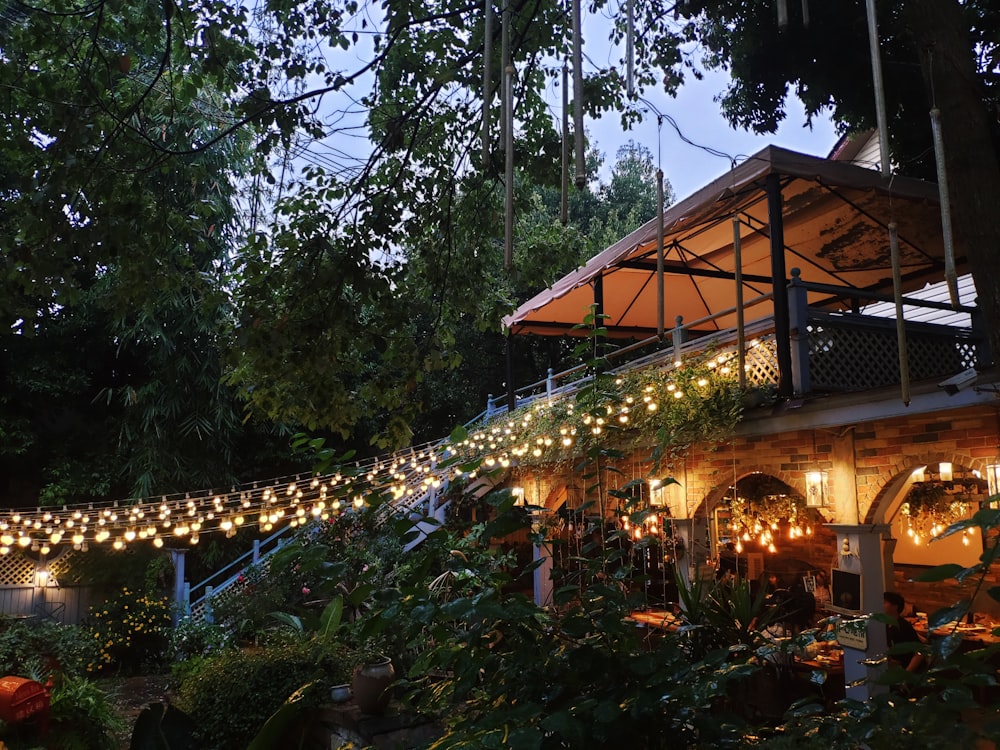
[47,675,126,750]
[84,587,172,673]
[175,641,349,750]
[0,620,101,680]
[169,617,235,662]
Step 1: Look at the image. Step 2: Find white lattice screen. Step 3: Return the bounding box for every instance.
[48,549,76,581]
[0,549,76,587]
[741,337,780,386]
[0,552,36,586]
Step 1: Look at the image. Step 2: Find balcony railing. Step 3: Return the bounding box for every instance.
[486,274,985,420]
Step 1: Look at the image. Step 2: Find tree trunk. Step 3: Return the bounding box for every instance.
[905,0,1000,365]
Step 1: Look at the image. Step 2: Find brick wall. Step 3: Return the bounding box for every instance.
[516,402,1000,616]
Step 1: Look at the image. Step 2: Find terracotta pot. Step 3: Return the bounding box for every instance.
[351,657,395,714]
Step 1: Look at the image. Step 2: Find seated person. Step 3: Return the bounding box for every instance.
[883,591,924,673]
[715,565,735,588]
[764,572,781,597]
[812,570,832,610]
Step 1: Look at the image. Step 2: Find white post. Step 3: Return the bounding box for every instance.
[170,549,187,626]
[826,524,893,700]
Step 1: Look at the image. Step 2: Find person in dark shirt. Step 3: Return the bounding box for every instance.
[883,591,924,673]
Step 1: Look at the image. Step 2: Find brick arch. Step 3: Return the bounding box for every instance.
[689,465,804,521]
[864,451,986,525]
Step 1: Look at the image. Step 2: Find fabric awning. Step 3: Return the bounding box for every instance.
[503,145,960,337]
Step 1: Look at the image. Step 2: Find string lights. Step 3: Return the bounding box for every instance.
[724,473,813,556]
[0,351,745,555]
[900,464,983,546]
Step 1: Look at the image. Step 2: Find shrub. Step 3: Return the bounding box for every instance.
[175,640,351,750]
[208,563,292,644]
[83,586,171,673]
[47,674,125,750]
[169,617,234,661]
[0,621,101,679]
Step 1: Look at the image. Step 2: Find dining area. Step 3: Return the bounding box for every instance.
[626,563,1000,723]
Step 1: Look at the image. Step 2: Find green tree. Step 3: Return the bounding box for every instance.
[675,0,1000,358]
[0,2,305,503]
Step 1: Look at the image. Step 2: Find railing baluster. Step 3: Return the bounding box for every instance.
[788,269,811,395]
[672,316,685,367]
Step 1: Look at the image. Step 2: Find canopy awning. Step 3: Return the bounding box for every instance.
[504,145,962,337]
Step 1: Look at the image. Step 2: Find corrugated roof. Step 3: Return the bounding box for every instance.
[862,274,977,327]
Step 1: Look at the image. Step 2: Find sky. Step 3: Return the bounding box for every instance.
[299,13,844,207]
[584,68,841,200]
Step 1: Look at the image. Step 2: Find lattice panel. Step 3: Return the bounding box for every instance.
[48,549,75,581]
[190,599,207,621]
[808,324,979,392]
[742,337,780,386]
[0,552,36,586]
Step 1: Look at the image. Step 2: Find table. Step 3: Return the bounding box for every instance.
[792,652,846,704]
[911,617,1000,647]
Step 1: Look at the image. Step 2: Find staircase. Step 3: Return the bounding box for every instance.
[183,525,293,623]
[179,418,503,624]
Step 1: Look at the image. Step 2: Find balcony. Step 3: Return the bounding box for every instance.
[495,145,983,418]
[488,273,983,418]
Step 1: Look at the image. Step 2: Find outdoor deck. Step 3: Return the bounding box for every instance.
[490,272,985,418]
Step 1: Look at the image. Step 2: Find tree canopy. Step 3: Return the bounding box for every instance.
[3,0,999,479]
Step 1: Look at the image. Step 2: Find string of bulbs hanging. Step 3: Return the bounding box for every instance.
[0,350,743,556]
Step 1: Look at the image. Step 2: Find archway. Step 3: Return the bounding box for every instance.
[872,459,986,571]
[694,472,834,586]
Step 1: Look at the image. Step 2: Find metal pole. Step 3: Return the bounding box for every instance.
[733,215,747,390]
[504,62,515,271]
[930,108,960,307]
[481,0,493,167]
[866,0,910,406]
[656,169,665,338]
[170,548,187,626]
[561,63,569,226]
[766,173,793,399]
[626,0,635,99]
[865,0,891,177]
[501,0,510,127]
[777,0,788,29]
[572,0,585,189]
[506,334,516,412]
